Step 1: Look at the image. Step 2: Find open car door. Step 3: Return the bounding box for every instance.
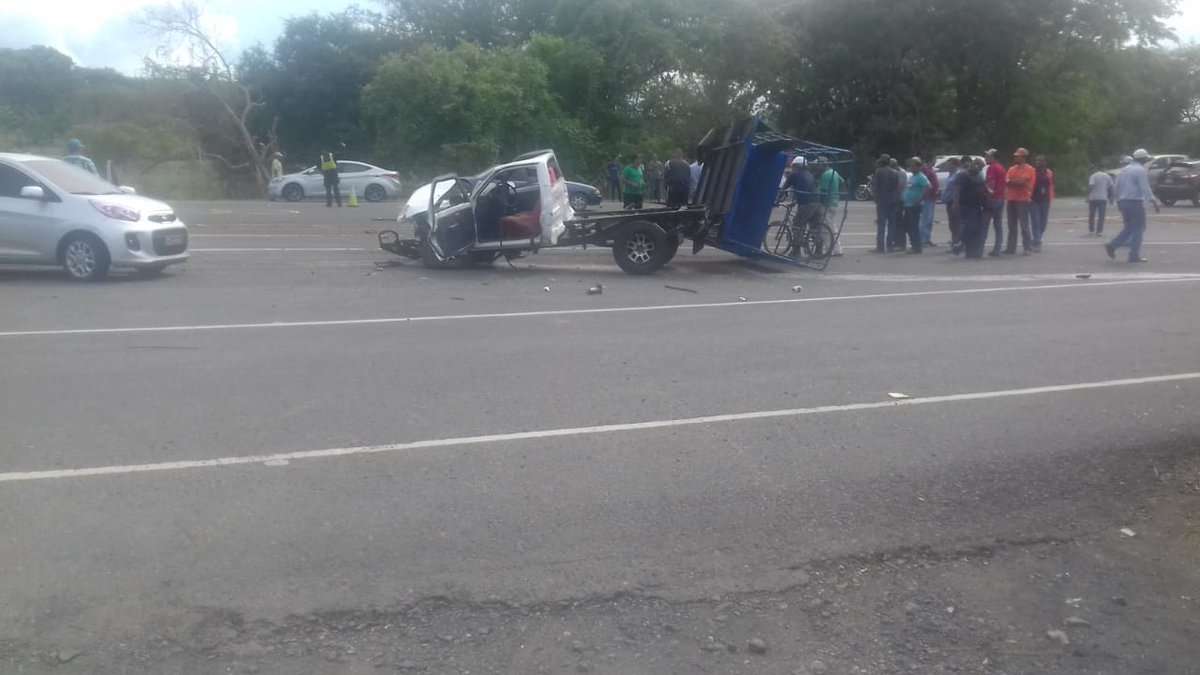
[427,175,477,260]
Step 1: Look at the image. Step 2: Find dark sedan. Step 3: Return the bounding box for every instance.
[566,181,603,210]
[1154,160,1200,207]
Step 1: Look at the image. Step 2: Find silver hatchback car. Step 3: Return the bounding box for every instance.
[0,153,189,280]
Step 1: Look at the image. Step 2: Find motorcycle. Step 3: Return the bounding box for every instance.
[854,183,873,201]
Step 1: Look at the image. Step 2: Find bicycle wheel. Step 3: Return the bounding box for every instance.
[765,220,793,256]
[800,223,836,261]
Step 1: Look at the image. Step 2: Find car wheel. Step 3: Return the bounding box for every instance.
[612,221,670,275]
[1161,199,1175,207]
[282,183,304,202]
[61,233,110,281]
[364,184,387,202]
[137,264,168,278]
[662,233,682,264]
[570,193,589,211]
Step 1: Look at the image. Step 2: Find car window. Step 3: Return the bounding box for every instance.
[337,162,368,174]
[0,163,37,198]
[21,159,119,195]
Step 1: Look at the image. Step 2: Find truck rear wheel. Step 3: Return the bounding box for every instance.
[613,221,670,275]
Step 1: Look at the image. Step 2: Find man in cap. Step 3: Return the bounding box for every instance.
[984,149,1006,255]
[900,157,930,253]
[1105,148,1159,263]
[63,139,98,175]
[1004,147,1035,254]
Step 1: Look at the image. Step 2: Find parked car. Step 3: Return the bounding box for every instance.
[0,153,189,280]
[566,181,603,210]
[270,160,402,202]
[1108,154,1191,182]
[1153,160,1200,207]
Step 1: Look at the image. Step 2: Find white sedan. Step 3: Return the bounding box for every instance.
[269,160,403,202]
[0,153,189,281]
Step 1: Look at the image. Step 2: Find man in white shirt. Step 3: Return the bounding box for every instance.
[1105,148,1159,263]
[1086,166,1115,236]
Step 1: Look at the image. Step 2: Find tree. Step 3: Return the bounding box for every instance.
[139,1,276,190]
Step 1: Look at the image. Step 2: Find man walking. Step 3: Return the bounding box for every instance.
[900,157,930,254]
[871,155,900,252]
[622,155,645,210]
[664,150,692,208]
[1105,148,1159,263]
[319,150,341,207]
[63,139,98,175]
[1004,148,1035,254]
[1087,165,1115,236]
[984,149,1006,256]
[606,157,622,201]
[270,152,284,180]
[919,157,940,247]
[1029,155,1055,251]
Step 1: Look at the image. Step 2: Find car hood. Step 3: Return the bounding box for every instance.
[400,180,456,221]
[87,193,176,215]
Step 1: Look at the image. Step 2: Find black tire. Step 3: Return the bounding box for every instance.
[612,221,670,275]
[137,264,167,278]
[854,186,872,202]
[1162,199,1176,207]
[282,183,304,202]
[60,233,110,281]
[364,183,387,202]
[419,238,459,269]
[569,193,589,211]
[662,234,682,264]
[764,220,793,256]
[801,223,836,261]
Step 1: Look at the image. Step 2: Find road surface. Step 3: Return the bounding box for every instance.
[1,198,1198,674]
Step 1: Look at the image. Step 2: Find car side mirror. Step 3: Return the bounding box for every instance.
[19,185,45,200]
[119,185,137,194]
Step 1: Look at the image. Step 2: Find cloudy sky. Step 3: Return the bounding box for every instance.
[1,0,1197,74]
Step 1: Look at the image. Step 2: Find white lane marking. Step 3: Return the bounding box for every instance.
[1,277,1197,339]
[2,371,1196,484]
[191,247,369,252]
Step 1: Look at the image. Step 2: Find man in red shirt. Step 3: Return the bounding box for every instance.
[1004,148,1035,255]
[984,149,1006,256]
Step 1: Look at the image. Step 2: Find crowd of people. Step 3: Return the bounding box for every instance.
[868,148,1159,262]
[605,152,701,210]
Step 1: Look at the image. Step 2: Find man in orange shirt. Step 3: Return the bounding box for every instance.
[1004,147,1035,255]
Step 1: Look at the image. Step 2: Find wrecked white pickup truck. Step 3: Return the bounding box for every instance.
[378,117,850,274]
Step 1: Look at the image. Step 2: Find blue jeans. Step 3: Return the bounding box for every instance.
[1112,200,1146,261]
[875,200,898,250]
[919,199,935,244]
[1088,200,1107,233]
[1030,200,1051,245]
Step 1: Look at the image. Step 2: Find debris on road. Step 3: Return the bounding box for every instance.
[746,638,768,654]
[1065,597,1083,607]
[887,392,912,399]
[1045,629,1070,645]
[665,284,698,294]
[450,297,465,301]
[543,286,552,292]
[1064,616,1091,627]
[737,296,748,302]
[1120,527,1136,537]
[56,650,81,664]
[1075,273,1092,279]
[586,284,603,295]
[792,285,803,293]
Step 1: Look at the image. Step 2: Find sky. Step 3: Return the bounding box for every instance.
[0,0,1197,74]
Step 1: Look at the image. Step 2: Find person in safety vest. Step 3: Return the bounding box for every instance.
[320,151,341,207]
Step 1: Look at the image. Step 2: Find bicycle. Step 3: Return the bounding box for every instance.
[765,192,836,263]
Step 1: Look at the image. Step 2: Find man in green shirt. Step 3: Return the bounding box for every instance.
[622,155,645,209]
[815,157,845,256]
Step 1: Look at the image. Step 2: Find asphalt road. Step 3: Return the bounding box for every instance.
[2,198,1198,674]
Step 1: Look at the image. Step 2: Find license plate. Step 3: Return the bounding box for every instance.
[163,232,185,246]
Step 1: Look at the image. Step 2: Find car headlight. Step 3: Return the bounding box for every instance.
[90,200,140,222]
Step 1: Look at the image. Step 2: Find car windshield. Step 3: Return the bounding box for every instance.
[22,159,121,195]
